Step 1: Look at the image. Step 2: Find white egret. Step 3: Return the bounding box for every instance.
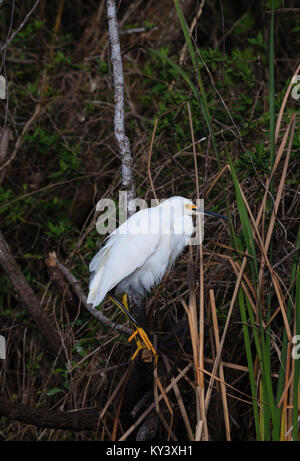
[87,196,227,362]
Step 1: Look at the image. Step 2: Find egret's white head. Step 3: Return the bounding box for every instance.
[158,196,229,220]
[158,196,196,216]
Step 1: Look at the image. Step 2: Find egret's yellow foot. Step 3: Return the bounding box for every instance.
[109,293,157,365]
[128,327,158,365]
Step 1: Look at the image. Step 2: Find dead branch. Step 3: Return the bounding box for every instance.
[0,230,62,356]
[0,396,101,431]
[0,0,40,54]
[106,0,135,214]
[0,95,42,173]
[45,255,78,315]
[48,252,131,335]
[0,127,11,165]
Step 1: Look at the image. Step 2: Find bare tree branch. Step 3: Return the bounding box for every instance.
[106,0,135,214]
[0,230,62,356]
[105,0,152,351]
[48,253,131,335]
[0,396,101,431]
[0,0,40,54]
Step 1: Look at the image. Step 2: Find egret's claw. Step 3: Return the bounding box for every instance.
[128,327,158,365]
[109,294,157,365]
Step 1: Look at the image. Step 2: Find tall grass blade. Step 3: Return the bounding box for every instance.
[173,0,220,166]
[228,157,257,275]
[147,48,198,100]
[293,261,300,440]
[269,0,275,170]
[174,0,196,69]
[237,281,260,439]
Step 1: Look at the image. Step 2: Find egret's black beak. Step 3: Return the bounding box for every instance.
[197,208,229,221]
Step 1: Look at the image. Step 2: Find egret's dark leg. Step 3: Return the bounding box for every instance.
[122,293,146,354]
[128,291,147,330]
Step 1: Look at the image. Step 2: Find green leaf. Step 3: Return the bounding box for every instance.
[46,388,64,396]
[174,0,196,69]
[147,48,198,99]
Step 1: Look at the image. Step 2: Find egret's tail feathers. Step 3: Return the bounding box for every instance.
[89,242,112,273]
[87,247,111,307]
[87,270,105,307]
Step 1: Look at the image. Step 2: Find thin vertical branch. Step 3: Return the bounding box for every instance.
[106,0,135,214]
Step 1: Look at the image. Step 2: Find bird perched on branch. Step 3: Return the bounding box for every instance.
[87,196,227,363]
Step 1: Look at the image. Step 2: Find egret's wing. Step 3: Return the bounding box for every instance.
[87,208,161,307]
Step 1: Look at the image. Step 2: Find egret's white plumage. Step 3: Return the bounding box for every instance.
[87,196,195,308]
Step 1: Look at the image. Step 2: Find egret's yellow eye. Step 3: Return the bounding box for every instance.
[185,204,197,210]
